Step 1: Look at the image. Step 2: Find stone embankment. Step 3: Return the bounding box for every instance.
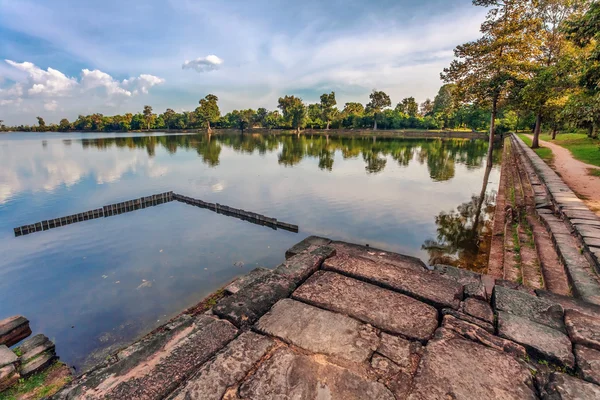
[52,237,600,399]
[489,134,600,305]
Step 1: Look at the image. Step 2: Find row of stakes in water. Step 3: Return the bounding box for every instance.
[14,192,174,236]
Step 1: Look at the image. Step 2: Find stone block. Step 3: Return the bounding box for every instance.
[493,285,565,332]
[0,364,19,392]
[0,316,31,347]
[497,311,574,368]
[285,236,331,258]
[224,267,271,295]
[330,241,426,271]
[541,372,600,399]
[274,248,333,286]
[168,332,275,400]
[565,309,600,351]
[0,345,17,368]
[17,334,57,377]
[442,315,526,358]
[293,271,438,341]
[20,352,55,377]
[214,273,296,328]
[255,299,378,363]
[324,255,463,309]
[441,309,494,333]
[407,335,536,400]
[376,333,422,369]
[432,264,481,285]
[55,315,237,400]
[535,289,600,319]
[574,345,600,386]
[238,347,395,399]
[461,297,494,324]
[464,281,487,301]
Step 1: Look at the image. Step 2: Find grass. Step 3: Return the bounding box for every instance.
[588,168,600,177]
[539,133,600,167]
[0,362,71,400]
[517,134,554,162]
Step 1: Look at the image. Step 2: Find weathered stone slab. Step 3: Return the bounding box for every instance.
[285,235,332,258]
[575,345,600,386]
[238,347,395,399]
[542,372,600,399]
[493,285,565,332]
[461,298,494,324]
[432,264,481,285]
[55,315,238,400]
[407,335,536,400]
[255,299,378,363]
[535,289,600,319]
[377,333,422,368]
[576,226,600,240]
[20,352,55,377]
[565,309,600,351]
[562,209,599,221]
[442,315,526,358]
[224,267,271,295]
[18,334,56,377]
[168,332,275,400]
[572,219,600,227]
[441,309,494,333]
[0,364,19,392]
[214,273,296,328]
[370,353,401,378]
[324,254,462,309]
[0,316,31,347]
[293,271,438,341]
[274,247,334,286]
[330,241,426,271]
[495,279,536,296]
[497,311,574,368]
[0,345,17,368]
[464,281,487,301]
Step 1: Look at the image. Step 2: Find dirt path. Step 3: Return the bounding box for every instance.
[526,134,600,214]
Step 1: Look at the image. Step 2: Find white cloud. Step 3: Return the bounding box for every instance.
[123,74,165,95]
[81,68,132,97]
[44,100,58,111]
[5,60,77,97]
[182,55,224,73]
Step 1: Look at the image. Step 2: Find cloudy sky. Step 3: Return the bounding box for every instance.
[0,0,486,125]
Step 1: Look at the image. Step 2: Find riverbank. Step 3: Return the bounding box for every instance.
[48,236,600,399]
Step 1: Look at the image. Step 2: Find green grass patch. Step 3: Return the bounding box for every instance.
[517,134,553,162]
[540,133,600,167]
[0,362,70,400]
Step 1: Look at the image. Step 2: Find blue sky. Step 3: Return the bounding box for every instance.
[0,0,486,125]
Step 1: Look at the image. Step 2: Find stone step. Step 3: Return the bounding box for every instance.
[329,241,426,271]
[17,334,57,377]
[292,271,438,341]
[0,316,31,347]
[323,254,463,309]
[542,372,600,399]
[224,267,271,295]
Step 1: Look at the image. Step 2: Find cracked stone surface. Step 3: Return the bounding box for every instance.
[565,309,600,351]
[0,315,31,347]
[224,267,271,295]
[542,372,600,399]
[461,298,494,324]
[574,345,600,386]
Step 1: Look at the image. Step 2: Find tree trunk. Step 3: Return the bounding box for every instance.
[587,125,593,138]
[487,96,498,169]
[326,121,330,130]
[532,112,542,149]
[207,121,212,134]
[552,127,557,140]
[373,115,378,131]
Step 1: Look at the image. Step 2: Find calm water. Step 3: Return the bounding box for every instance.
[0,131,500,369]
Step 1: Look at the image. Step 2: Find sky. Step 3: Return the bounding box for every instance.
[0,0,487,125]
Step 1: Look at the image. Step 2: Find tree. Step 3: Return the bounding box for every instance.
[320,92,337,129]
[162,108,177,129]
[307,103,324,129]
[278,95,306,133]
[255,107,268,127]
[442,0,540,167]
[36,116,46,130]
[264,111,281,130]
[143,105,155,130]
[420,99,434,116]
[58,118,71,132]
[197,94,221,132]
[396,97,419,117]
[366,90,391,130]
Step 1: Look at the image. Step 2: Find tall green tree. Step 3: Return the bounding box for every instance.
[58,118,70,132]
[319,92,337,129]
[396,97,419,117]
[420,99,434,116]
[36,116,46,130]
[196,94,221,132]
[278,95,306,133]
[366,90,391,130]
[442,0,540,167]
[143,105,155,130]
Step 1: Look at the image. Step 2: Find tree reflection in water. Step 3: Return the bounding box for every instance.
[422,165,496,274]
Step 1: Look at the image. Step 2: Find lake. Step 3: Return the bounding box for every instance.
[0,131,500,370]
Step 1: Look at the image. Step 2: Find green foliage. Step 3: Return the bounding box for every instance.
[196,94,221,131]
[277,95,306,132]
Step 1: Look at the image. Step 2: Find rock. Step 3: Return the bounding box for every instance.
[0,364,19,392]
[371,354,401,379]
[224,267,271,295]
[493,285,565,332]
[330,241,426,271]
[376,333,422,369]
[464,281,487,301]
[432,264,481,286]
[323,254,463,309]
[285,236,332,258]
[565,309,600,351]
[17,334,57,377]
[461,298,494,324]
[55,315,238,400]
[0,345,17,368]
[535,289,600,319]
[442,315,526,358]
[407,335,537,400]
[274,248,333,286]
[293,271,438,341]
[481,275,496,301]
[441,309,494,333]
[542,372,600,399]
[495,279,537,296]
[168,332,275,400]
[20,352,56,377]
[214,273,296,328]
[0,316,31,347]
[574,345,600,386]
[238,347,395,400]
[255,299,378,363]
[497,311,574,368]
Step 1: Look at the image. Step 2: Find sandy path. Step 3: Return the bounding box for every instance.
[526,134,600,214]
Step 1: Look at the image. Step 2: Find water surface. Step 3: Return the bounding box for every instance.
[0,131,500,369]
